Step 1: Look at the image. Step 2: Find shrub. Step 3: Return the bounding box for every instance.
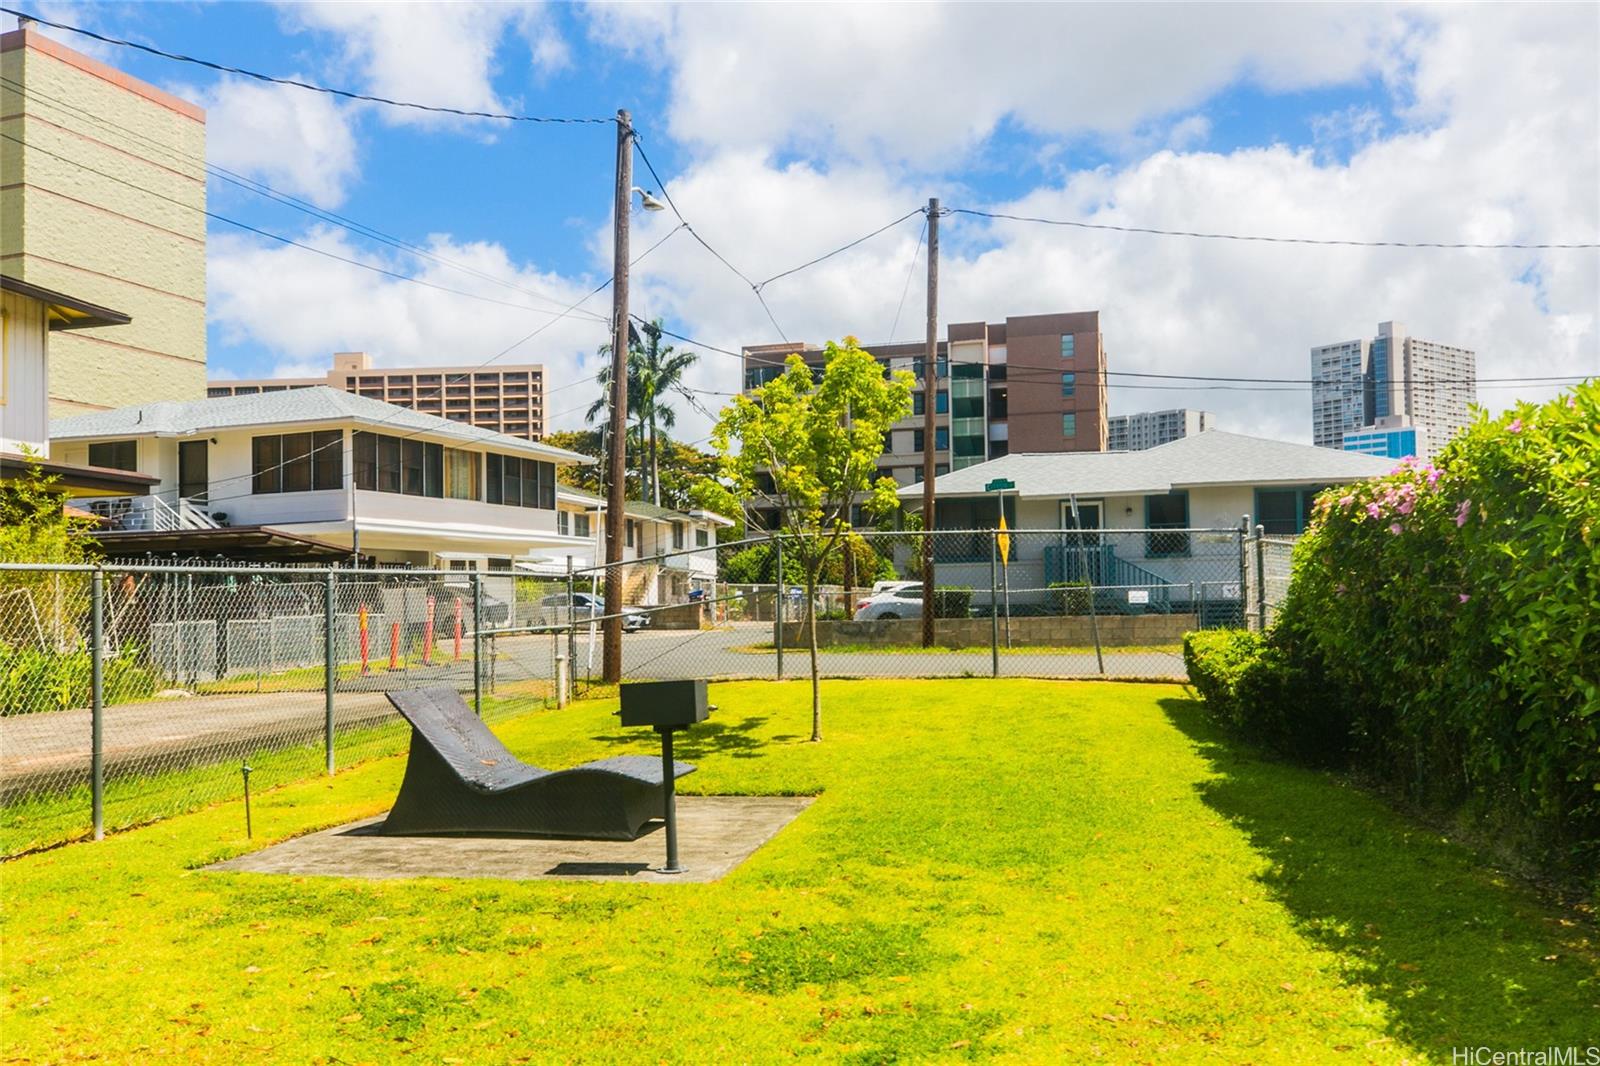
[1266,382,1600,874]
[1183,626,1351,765]
[930,586,973,619]
[1048,580,1091,615]
[0,642,161,715]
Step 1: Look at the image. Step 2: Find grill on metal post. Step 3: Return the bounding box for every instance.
[618,680,711,874]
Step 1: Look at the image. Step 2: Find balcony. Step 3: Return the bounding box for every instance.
[84,495,220,532]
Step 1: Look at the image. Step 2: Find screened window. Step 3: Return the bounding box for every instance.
[423,442,444,498]
[312,430,342,490]
[443,448,478,500]
[88,439,138,471]
[575,513,591,538]
[353,431,377,491]
[1255,486,1327,535]
[1062,413,1077,438]
[558,510,570,536]
[486,454,503,504]
[672,522,685,550]
[696,527,709,547]
[250,431,342,494]
[378,435,401,494]
[1061,372,1076,398]
[626,519,638,548]
[251,436,281,494]
[401,440,425,496]
[1145,491,1190,557]
[281,433,313,493]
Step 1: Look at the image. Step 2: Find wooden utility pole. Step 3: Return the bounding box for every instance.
[602,109,632,682]
[920,197,939,649]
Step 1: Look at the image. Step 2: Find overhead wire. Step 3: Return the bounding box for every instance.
[0,7,614,125]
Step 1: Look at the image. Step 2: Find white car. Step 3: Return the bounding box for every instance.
[853,583,923,621]
[538,592,649,631]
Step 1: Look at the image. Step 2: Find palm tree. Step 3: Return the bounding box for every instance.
[586,321,698,505]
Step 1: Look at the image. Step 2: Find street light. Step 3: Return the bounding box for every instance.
[632,187,667,212]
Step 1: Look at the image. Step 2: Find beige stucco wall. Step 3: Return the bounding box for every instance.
[1,29,206,416]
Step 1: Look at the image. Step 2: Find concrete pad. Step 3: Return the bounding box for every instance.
[205,795,813,884]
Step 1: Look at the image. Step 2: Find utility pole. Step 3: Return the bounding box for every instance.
[603,109,632,683]
[920,197,939,648]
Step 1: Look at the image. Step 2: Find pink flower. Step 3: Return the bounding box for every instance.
[1455,499,1472,527]
[1458,593,1470,604]
[1338,494,1354,508]
[1366,502,1383,519]
[1508,418,1523,434]
[1426,468,1443,488]
[1397,499,1414,515]
[1388,522,1403,535]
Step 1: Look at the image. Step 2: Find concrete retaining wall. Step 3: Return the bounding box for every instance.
[780,613,1196,648]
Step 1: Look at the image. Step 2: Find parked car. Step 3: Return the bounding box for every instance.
[853,583,923,621]
[437,583,512,628]
[538,591,649,631]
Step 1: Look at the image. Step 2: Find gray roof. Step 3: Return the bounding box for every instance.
[899,430,1397,500]
[556,483,730,525]
[51,386,591,465]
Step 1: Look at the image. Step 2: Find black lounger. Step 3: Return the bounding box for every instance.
[379,686,695,840]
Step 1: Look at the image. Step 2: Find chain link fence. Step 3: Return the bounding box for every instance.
[0,524,1289,854]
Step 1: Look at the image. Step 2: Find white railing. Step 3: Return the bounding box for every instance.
[84,495,220,532]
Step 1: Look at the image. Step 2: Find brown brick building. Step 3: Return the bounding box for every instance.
[743,311,1107,487]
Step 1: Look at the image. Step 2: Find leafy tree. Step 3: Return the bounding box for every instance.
[695,338,913,741]
[544,430,719,514]
[0,454,98,565]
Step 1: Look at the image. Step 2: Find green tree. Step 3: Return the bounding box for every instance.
[0,454,99,565]
[695,338,913,741]
[544,430,718,513]
[584,320,699,505]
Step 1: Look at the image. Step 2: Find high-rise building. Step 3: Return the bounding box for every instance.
[1311,321,1475,457]
[1107,409,1213,451]
[1,24,207,415]
[208,352,547,441]
[743,311,1108,489]
[1340,415,1428,460]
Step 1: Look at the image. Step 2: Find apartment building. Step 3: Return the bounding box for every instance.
[208,351,547,441]
[1,24,208,414]
[1107,409,1214,451]
[1311,321,1476,457]
[1340,414,1428,460]
[743,311,1108,491]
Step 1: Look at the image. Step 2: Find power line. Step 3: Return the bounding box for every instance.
[1,7,614,125]
[948,207,1600,251]
[755,208,926,291]
[1,73,609,318]
[887,216,928,343]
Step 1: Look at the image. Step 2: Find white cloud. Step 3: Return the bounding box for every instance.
[278,1,570,127]
[584,2,1412,161]
[200,78,360,208]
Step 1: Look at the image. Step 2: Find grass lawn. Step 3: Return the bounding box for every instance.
[1,680,1593,1063]
[729,642,1182,655]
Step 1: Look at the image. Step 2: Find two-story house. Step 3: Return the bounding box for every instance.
[48,386,593,566]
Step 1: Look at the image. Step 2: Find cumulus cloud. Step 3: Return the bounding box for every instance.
[200,78,360,208]
[278,1,571,127]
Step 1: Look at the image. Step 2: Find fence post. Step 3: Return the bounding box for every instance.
[1254,524,1267,632]
[472,571,484,716]
[989,529,1000,678]
[1237,515,1250,630]
[323,570,335,775]
[565,557,577,697]
[90,566,105,840]
[774,535,785,679]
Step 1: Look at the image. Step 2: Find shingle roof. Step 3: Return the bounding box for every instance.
[50,386,591,464]
[555,484,731,525]
[898,430,1397,500]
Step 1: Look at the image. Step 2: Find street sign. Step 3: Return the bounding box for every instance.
[997,513,1011,565]
[984,478,1016,492]
[1128,589,1150,605]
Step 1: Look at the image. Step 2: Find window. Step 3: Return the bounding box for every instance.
[1061,334,1075,360]
[626,519,637,548]
[1145,491,1190,557]
[1254,486,1327,535]
[912,390,950,416]
[251,435,281,494]
[486,454,503,504]
[353,431,377,491]
[424,442,444,498]
[575,513,591,538]
[912,428,949,452]
[696,527,709,547]
[672,522,685,550]
[401,439,425,496]
[378,435,401,494]
[443,448,478,500]
[558,510,570,536]
[88,440,138,471]
[312,430,342,491]
[1061,372,1076,398]
[1062,413,1077,438]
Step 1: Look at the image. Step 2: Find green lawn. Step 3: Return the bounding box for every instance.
[730,642,1182,655]
[1,680,1592,1063]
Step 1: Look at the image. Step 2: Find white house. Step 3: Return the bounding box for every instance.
[49,386,593,567]
[1,275,157,498]
[899,430,1395,610]
[521,484,733,605]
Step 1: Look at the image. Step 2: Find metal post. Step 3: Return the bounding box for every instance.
[920,196,939,649]
[773,535,785,678]
[602,109,633,684]
[566,557,578,696]
[473,571,484,716]
[323,570,335,775]
[241,763,253,838]
[1254,524,1267,632]
[657,726,683,874]
[1237,515,1250,630]
[90,567,104,840]
[1069,496,1105,676]
[989,529,999,678]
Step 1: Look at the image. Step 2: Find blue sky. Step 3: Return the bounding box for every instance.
[24,2,1599,441]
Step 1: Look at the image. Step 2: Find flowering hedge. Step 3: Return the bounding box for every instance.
[1274,382,1600,873]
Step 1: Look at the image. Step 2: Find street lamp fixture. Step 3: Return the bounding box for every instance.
[632,187,667,212]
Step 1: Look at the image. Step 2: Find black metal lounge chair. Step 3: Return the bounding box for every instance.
[379,687,695,840]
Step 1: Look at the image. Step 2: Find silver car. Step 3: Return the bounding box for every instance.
[539,592,649,631]
[853,582,923,621]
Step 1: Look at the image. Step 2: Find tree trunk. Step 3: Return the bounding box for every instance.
[650,418,660,506]
[806,568,821,742]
